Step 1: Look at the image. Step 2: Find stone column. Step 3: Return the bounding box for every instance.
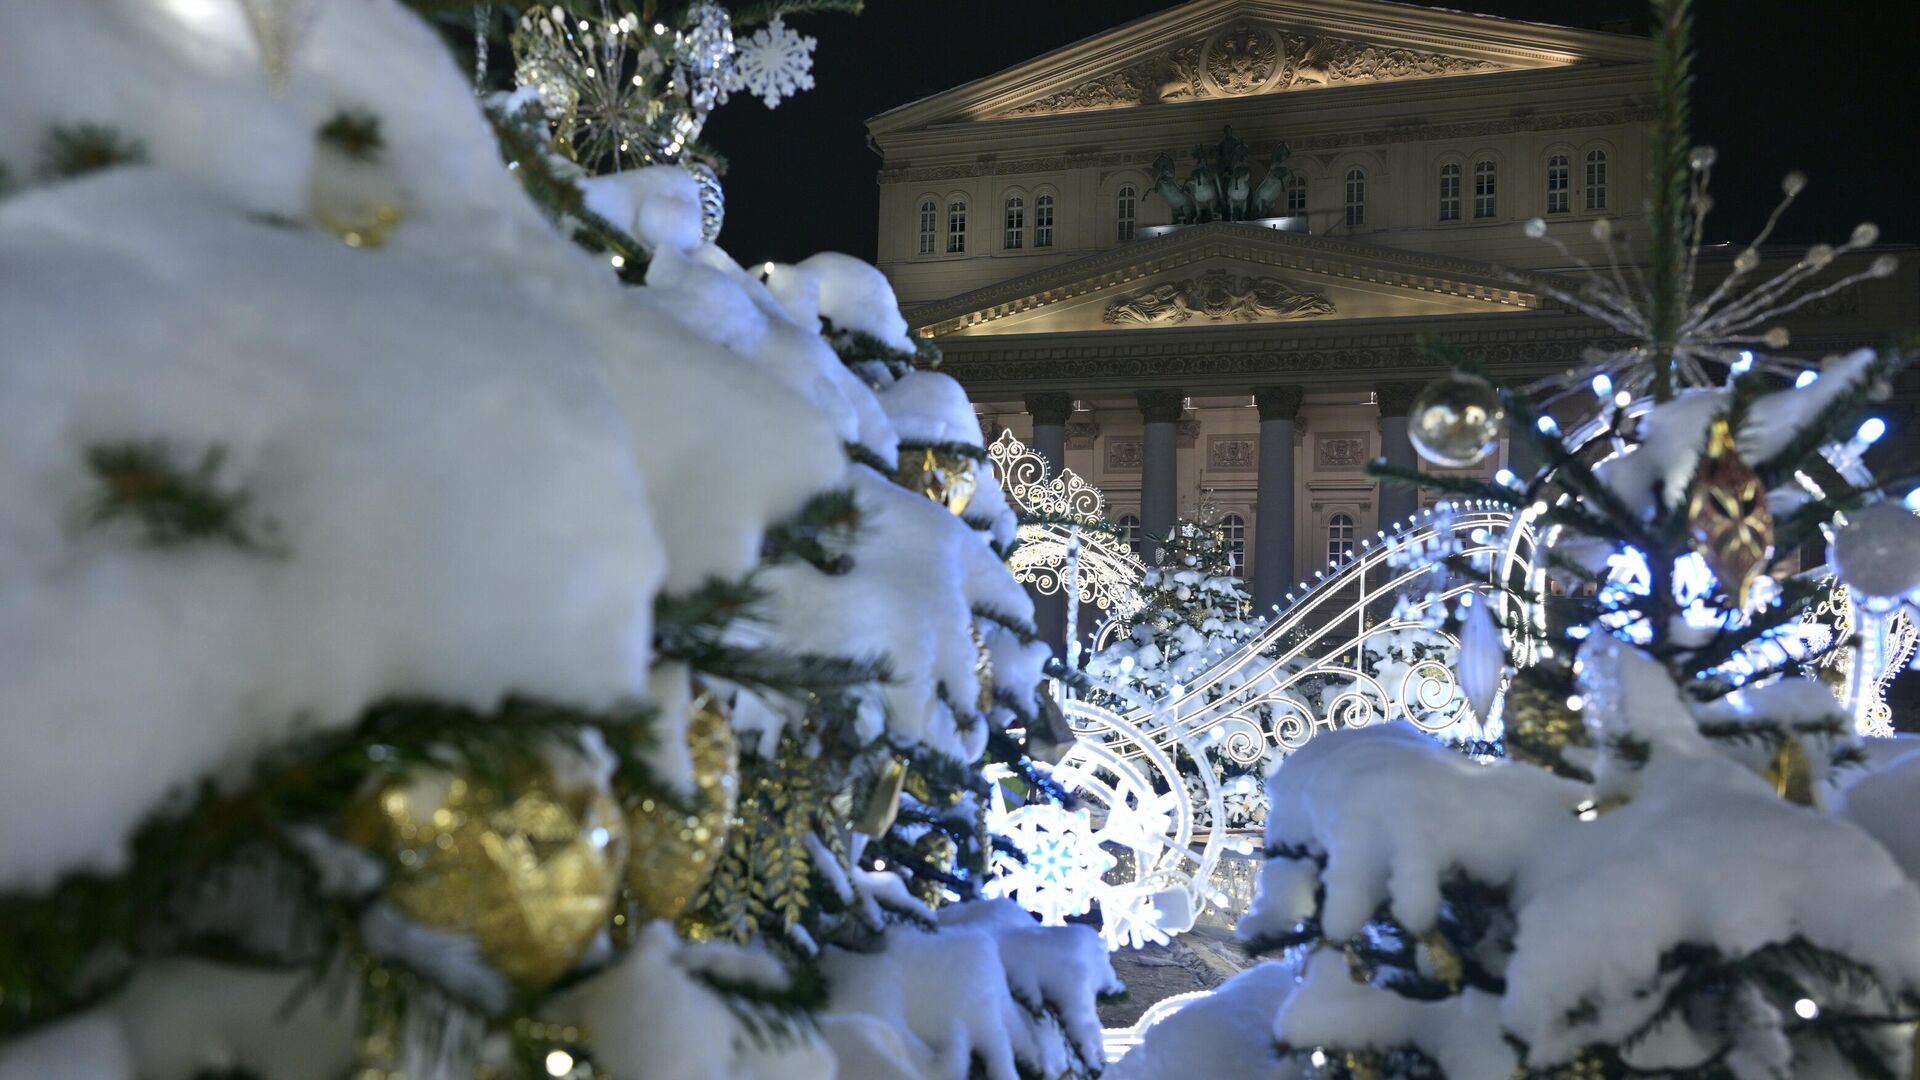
[1137,388,1185,566]
[1251,385,1304,613]
[1375,380,1425,534]
[1024,392,1073,475]
[1023,393,1074,659]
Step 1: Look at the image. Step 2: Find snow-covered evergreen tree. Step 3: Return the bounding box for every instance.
[1088,518,1264,703]
[0,3,1116,1078]
[1115,2,1920,1076]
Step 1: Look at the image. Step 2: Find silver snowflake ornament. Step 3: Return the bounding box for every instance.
[730,15,817,109]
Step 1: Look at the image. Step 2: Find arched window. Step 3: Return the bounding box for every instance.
[1117,513,1142,557]
[1035,194,1055,247]
[1584,149,1609,211]
[1546,155,1570,215]
[1438,162,1462,222]
[946,201,967,253]
[1004,197,1025,249]
[1116,185,1137,242]
[1327,513,1356,566]
[1283,173,1307,213]
[1219,514,1247,574]
[917,199,937,254]
[1473,160,1497,219]
[1344,168,1366,227]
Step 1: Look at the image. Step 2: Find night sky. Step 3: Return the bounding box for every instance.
[705,0,1919,267]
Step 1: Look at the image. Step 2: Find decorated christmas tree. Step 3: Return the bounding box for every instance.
[0,2,1117,1078]
[1114,1,1920,1076]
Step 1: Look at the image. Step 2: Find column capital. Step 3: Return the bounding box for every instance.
[1252,385,1305,422]
[1375,379,1427,419]
[1136,388,1186,424]
[1023,392,1074,427]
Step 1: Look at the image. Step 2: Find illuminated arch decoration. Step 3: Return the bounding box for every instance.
[987,429,1147,625]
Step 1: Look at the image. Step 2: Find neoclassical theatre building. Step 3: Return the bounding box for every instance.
[866,0,1913,642]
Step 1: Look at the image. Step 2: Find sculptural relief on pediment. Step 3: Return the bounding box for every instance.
[1103,270,1335,326]
[1002,21,1506,117]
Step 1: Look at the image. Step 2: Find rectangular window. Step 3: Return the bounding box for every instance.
[1546,157,1570,214]
[1004,200,1024,249]
[1116,188,1136,242]
[918,202,936,254]
[947,204,966,253]
[1035,196,1054,247]
[1285,177,1307,213]
[1344,171,1366,227]
[1438,165,1461,222]
[1473,161,1497,219]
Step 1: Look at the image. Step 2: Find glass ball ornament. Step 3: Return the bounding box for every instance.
[1832,501,1920,601]
[1407,372,1506,468]
[627,684,739,920]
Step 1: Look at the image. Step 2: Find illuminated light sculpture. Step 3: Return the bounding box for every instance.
[985,698,1225,952]
[987,430,1147,646]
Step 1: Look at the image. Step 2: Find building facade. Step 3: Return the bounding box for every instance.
[866,0,1915,643]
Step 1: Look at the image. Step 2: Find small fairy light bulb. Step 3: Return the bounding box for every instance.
[1524,217,1547,239]
[1731,350,1755,375]
[1794,998,1820,1020]
[1733,248,1760,273]
[1688,145,1718,170]
[1566,694,1585,711]
[1904,489,1920,512]
[1591,373,1613,397]
[1614,390,1632,409]
[1804,243,1835,270]
[1870,254,1900,278]
[1796,370,1819,389]
[1537,415,1560,435]
[1590,217,1613,242]
[1495,468,1516,487]
[609,254,625,269]
[545,1050,576,1077]
[1764,326,1791,349]
[1858,417,1887,445]
[1782,171,1808,196]
[1854,222,1881,247]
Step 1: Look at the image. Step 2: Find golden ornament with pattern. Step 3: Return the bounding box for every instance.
[970,623,996,715]
[1685,416,1774,606]
[309,113,404,250]
[628,687,739,921]
[856,757,908,837]
[1500,676,1589,768]
[908,830,958,908]
[342,758,628,987]
[897,445,978,516]
[1766,736,1817,806]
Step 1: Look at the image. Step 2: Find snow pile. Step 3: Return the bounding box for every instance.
[821,900,1119,1080]
[1104,963,1296,1080]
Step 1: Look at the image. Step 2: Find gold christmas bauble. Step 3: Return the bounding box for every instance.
[1408,372,1506,468]
[896,445,978,516]
[909,830,958,909]
[308,131,404,250]
[1685,416,1773,606]
[1500,676,1588,768]
[343,759,628,987]
[627,686,739,921]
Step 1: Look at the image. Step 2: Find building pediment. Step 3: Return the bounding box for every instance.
[909,222,1547,337]
[869,0,1654,131]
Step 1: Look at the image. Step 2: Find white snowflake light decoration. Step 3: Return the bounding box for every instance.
[985,802,1114,925]
[729,16,816,109]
